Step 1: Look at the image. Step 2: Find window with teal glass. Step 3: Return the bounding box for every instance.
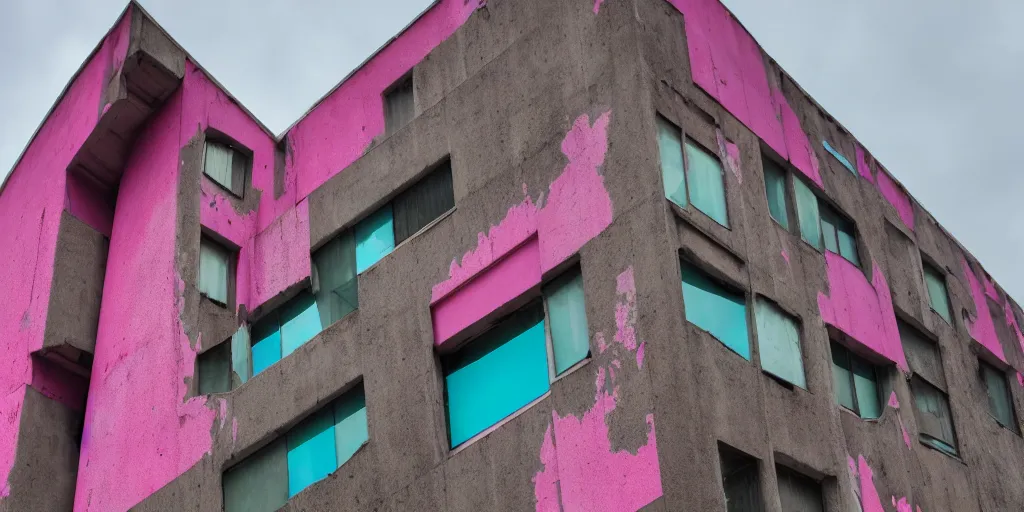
[754,299,805,388]
[657,116,688,208]
[818,203,859,266]
[793,178,821,249]
[198,340,232,395]
[355,205,396,274]
[313,231,358,328]
[830,341,882,419]
[231,325,252,386]
[685,140,729,227]
[250,291,325,376]
[762,156,789,230]
[980,361,1018,432]
[444,303,550,447]
[543,266,590,375]
[911,376,958,455]
[223,385,369,508]
[922,261,952,323]
[680,260,750,360]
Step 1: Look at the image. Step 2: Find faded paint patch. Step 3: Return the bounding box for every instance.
[893,496,913,512]
[431,111,614,304]
[781,249,790,265]
[593,0,605,13]
[671,0,821,187]
[888,391,911,449]
[876,169,915,231]
[855,144,875,183]
[533,267,662,511]
[1004,299,1024,355]
[984,274,1000,301]
[817,253,908,372]
[961,257,1005,362]
[849,455,887,512]
[716,131,742,184]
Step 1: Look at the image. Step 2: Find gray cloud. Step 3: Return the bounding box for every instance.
[2,0,1022,300]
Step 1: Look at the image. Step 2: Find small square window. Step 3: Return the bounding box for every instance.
[776,465,824,512]
[718,444,764,512]
[830,341,882,419]
[197,340,232,395]
[384,76,415,134]
[681,260,750,360]
[762,157,790,230]
[754,299,805,388]
[980,360,1018,433]
[203,140,247,197]
[922,261,952,323]
[199,236,232,306]
[911,377,958,455]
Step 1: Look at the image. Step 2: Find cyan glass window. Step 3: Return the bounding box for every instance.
[819,203,859,266]
[444,304,550,447]
[922,262,952,323]
[313,231,358,328]
[543,267,590,375]
[763,157,789,230]
[754,300,805,388]
[681,261,749,360]
[287,408,337,498]
[355,205,396,274]
[911,377,958,455]
[250,291,324,376]
[223,439,288,512]
[793,178,821,249]
[199,237,231,305]
[831,341,882,419]
[198,341,231,395]
[230,326,252,386]
[981,361,1018,432]
[822,140,855,174]
[685,140,729,227]
[334,389,369,466]
[657,116,688,208]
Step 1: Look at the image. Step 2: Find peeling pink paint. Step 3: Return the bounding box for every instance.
[716,131,742,184]
[893,496,913,512]
[1018,373,1024,388]
[670,0,821,187]
[849,455,886,512]
[855,145,875,183]
[876,169,915,231]
[888,391,900,409]
[1004,300,1024,355]
[75,84,218,511]
[431,110,613,299]
[231,417,239,444]
[984,274,1000,301]
[593,0,605,14]
[817,253,908,372]
[533,267,662,511]
[781,249,790,265]
[888,391,911,449]
[961,257,1005,362]
[287,0,483,201]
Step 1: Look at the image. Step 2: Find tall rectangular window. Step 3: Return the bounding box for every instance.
[355,205,396,274]
[911,377,958,455]
[199,236,231,306]
[830,341,882,419]
[204,140,247,197]
[776,466,824,512]
[818,202,859,266]
[762,157,789,230]
[543,266,590,375]
[223,385,368,510]
[250,291,324,376]
[655,116,729,227]
[313,232,358,328]
[922,261,952,323]
[754,299,805,388]
[719,444,764,512]
[392,161,455,244]
[444,304,550,447]
[384,76,415,134]
[793,178,821,249]
[681,260,750,360]
[980,360,1018,432]
[197,340,232,395]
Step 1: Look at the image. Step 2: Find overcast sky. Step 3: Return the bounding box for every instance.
[1,0,1022,301]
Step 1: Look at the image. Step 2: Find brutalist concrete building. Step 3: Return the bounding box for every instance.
[1,0,1022,510]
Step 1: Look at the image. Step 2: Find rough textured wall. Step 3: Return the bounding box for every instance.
[0,8,130,500]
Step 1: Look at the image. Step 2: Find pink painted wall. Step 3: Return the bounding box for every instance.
[817,252,908,372]
[533,267,662,511]
[1004,299,1024,355]
[876,169,915,231]
[961,257,1005,362]
[855,145,875,183]
[240,200,312,311]
[73,82,221,511]
[669,0,822,187]
[285,0,483,201]
[0,8,131,498]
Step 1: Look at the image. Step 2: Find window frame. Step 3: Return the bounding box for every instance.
[202,136,249,198]
[752,296,806,389]
[830,340,883,419]
[979,359,1019,433]
[910,375,959,456]
[680,257,751,361]
[655,115,731,228]
[718,443,765,512]
[383,73,415,135]
[921,256,953,324]
[198,234,235,308]
[761,153,792,230]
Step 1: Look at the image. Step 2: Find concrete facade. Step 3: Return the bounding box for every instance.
[1,0,1022,511]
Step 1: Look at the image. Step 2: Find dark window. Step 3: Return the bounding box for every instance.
[762,156,790,230]
[384,76,415,134]
[776,466,824,512]
[899,320,946,389]
[392,161,455,244]
[199,236,233,306]
[197,341,232,395]
[313,231,358,328]
[830,341,881,419]
[719,444,764,512]
[203,140,247,197]
[980,360,1018,432]
[911,377,958,455]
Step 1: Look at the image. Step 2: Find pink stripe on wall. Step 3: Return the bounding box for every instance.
[875,169,915,231]
[962,257,1005,362]
[432,237,542,346]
